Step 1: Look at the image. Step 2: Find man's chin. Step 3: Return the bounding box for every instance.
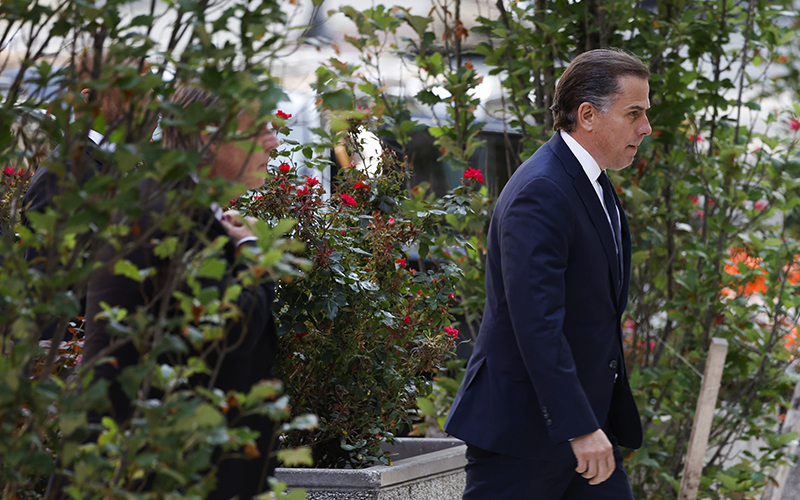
[607,162,633,172]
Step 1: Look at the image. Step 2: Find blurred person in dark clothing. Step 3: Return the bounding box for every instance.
[81,84,281,499]
[22,49,157,340]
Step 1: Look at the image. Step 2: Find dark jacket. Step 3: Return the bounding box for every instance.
[22,139,111,340]
[444,132,642,459]
[83,178,278,498]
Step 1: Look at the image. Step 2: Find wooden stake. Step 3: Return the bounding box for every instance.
[679,337,729,500]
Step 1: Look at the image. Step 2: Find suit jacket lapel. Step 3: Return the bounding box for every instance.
[547,134,622,301]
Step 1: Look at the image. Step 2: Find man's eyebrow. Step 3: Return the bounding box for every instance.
[626,104,648,111]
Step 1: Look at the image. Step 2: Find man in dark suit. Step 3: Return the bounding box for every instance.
[444,49,652,499]
[81,85,281,499]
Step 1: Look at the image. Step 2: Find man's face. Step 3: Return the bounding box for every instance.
[209,111,279,190]
[589,76,652,171]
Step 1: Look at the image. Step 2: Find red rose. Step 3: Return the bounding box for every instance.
[279,163,291,174]
[353,181,370,190]
[341,193,358,206]
[276,110,292,119]
[444,327,458,337]
[306,177,320,187]
[463,167,485,184]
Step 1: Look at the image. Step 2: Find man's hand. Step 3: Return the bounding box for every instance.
[569,429,615,485]
[220,210,257,245]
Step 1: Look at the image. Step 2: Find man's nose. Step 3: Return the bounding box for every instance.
[640,116,652,136]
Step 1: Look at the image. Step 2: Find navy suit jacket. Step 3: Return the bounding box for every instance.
[444,132,642,459]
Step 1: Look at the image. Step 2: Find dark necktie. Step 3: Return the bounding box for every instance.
[598,171,623,286]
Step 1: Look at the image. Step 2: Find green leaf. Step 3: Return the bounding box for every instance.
[272,218,297,237]
[717,473,738,491]
[154,237,179,258]
[416,397,437,417]
[630,250,648,266]
[223,284,242,302]
[775,431,798,447]
[324,298,339,319]
[113,259,148,282]
[176,403,224,430]
[320,89,355,111]
[246,380,283,404]
[278,447,314,466]
[198,258,226,280]
[59,412,86,437]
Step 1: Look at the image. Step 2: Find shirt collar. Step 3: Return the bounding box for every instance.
[87,129,117,152]
[560,130,602,184]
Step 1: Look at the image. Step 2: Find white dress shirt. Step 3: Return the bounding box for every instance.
[559,130,620,256]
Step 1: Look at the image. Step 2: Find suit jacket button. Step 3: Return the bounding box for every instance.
[545,418,553,426]
[541,406,548,412]
[609,359,618,370]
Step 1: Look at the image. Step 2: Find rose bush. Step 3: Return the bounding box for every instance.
[236,148,463,468]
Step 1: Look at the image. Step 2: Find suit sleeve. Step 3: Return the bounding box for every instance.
[500,176,600,444]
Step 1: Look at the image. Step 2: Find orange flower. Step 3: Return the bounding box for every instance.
[724,247,768,296]
[743,274,769,295]
[786,256,800,285]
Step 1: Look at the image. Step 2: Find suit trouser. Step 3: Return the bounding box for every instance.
[462,435,635,500]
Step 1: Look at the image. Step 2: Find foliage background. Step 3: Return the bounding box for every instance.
[2,0,800,498]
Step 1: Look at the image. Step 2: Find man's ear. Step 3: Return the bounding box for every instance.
[80,88,90,101]
[576,102,595,132]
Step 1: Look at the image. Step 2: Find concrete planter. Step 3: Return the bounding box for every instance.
[275,438,467,500]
